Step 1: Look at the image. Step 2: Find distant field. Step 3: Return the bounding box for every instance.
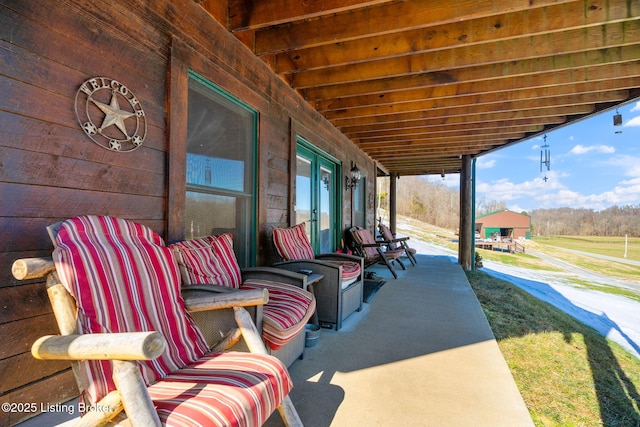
[532,235,640,262]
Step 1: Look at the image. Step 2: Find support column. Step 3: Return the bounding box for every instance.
[389,173,398,233]
[458,156,473,270]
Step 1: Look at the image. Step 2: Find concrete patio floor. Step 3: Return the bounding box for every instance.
[266,254,534,427]
[18,254,533,427]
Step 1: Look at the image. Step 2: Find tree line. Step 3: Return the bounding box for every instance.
[377,176,640,237]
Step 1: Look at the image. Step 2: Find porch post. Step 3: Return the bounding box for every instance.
[458,155,473,270]
[389,173,398,233]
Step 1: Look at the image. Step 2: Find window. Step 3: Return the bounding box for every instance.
[352,177,366,228]
[185,72,257,266]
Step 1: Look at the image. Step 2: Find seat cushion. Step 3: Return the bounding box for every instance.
[241,280,316,350]
[273,223,315,261]
[53,216,210,405]
[384,249,405,260]
[147,351,292,427]
[170,233,242,289]
[327,260,361,288]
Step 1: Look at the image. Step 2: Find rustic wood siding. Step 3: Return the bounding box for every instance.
[0,0,373,424]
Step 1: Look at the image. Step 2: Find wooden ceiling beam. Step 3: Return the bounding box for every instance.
[304,58,640,101]
[333,104,594,128]
[374,147,503,160]
[321,84,635,120]
[327,91,627,124]
[288,22,640,88]
[341,116,565,138]
[354,126,542,145]
[361,137,521,152]
[252,0,577,54]
[316,74,640,112]
[271,0,637,72]
[228,0,393,31]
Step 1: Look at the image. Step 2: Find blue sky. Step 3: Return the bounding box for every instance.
[431,100,640,213]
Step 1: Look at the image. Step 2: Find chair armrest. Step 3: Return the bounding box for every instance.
[359,242,383,248]
[182,287,269,312]
[31,331,166,360]
[241,267,308,288]
[274,259,340,274]
[12,257,56,280]
[378,236,409,243]
[316,253,363,263]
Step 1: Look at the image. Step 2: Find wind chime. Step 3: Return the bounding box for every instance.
[613,108,623,134]
[540,134,550,182]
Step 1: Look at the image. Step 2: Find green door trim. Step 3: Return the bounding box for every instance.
[296,137,343,253]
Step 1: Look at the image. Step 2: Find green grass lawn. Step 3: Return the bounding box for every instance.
[533,235,640,262]
[467,270,640,426]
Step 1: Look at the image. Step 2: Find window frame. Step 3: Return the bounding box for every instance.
[168,38,261,266]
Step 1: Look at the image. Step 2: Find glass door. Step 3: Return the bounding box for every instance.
[295,141,340,254]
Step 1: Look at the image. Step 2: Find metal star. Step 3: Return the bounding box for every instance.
[91,91,135,138]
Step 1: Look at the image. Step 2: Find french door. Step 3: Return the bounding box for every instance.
[295,141,341,254]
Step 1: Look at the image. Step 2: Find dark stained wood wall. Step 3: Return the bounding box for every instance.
[0,0,374,424]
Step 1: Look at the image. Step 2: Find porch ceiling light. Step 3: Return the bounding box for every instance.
[346,162,361,190]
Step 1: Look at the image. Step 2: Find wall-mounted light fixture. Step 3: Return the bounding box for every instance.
[345,162,361,190]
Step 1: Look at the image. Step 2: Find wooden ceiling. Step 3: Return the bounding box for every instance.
[204,0,640,176]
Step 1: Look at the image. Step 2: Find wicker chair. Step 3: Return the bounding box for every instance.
[349,226,406,279]
[272,223,364,330]
[168,233,316,368]
[14,215,301,426]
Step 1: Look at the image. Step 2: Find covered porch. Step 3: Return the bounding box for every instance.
[266,254,532,426]
[19,254,533,427]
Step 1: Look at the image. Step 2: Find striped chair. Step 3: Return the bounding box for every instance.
[169,233,316,366]
[25,215,301,426]
[272,223,364,330]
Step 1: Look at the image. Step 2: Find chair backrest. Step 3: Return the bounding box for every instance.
[350,227,380,260]
[378,223,394,242]
[52,215,209,405]
[273,223,315,261]
[169,233,242,288]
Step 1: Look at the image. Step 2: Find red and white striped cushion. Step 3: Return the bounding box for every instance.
[241,280,315,350]
[148,352,292,426]
[170,233,242,289]
[328,260,361,288]
[273,223,315,261]
[52,216,293,426]
[52,216,210,405]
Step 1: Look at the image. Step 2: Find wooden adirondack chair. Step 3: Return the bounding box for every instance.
[378,222,418,265]
[12,215,302,427]
[348,226,406,279]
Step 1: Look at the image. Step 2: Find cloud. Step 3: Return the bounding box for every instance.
[569,144,615,155]
[623,116,640,127]
[533,177,640,211]
[474,170,640,212]
[603,155,640,178]
[630,101,640,112]
[475,158,495,169]
[476,171,567,204]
